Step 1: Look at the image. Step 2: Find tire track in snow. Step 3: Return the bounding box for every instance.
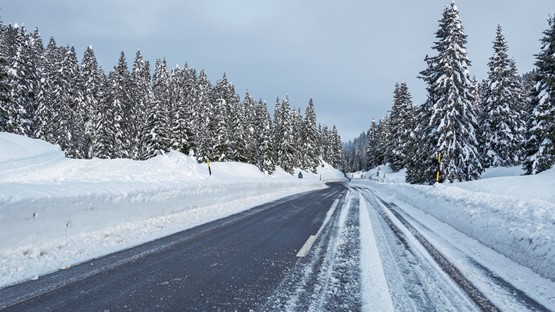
[261,188,361,311]
[362,189,499,311]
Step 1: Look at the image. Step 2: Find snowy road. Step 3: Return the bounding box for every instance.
[1,182,553,311]
[0,184,346,311]
[264,184,552,311]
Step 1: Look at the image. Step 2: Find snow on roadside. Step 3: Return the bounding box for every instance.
[350,166,555,282]
[0,132,345,288]
[359,193,395,312]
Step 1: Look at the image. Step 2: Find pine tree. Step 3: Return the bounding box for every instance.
[168,65,194,155]
[482,25,525,167]
[130,51,153,159]
[330,125,343,168]
[366,120,378,169]
[388,82,414,171]
[302,98,320,173]
[378,117,392,166]
[59,46,86,158]
[275,96,295,174]
[255,100,276,174]
[92,72,113,159]
[141,58,170,159]
[412,2,483,183]
[81,46,102,159]
[3,25,37,136]
[106,52,134,158]
[291,107,304,169]
[0,57,10,132]
[31,32,51,142]
[523,16,555,174]
[193,70,213,161]
[242,91,258,165]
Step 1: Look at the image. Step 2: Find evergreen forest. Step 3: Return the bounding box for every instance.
[0,22,344,176]
[344,3,555,183]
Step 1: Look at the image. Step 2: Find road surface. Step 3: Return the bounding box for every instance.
[1,182,551,311]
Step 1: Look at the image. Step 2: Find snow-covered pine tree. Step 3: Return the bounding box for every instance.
[31,31,51,142]
[92,71,113,159]
[227,90,247,162]
[255,100,276,174]
[209,74,235,161]
[319,124,330,164]
[179,64,197,155]
[482,25,525,167]
[379,116,393,166]
[131,50,153,159]
[523,16,555,174]
[414,2,483,183]
[242,91,258,165]
[168,65,194,156]
[365,120,378,169]
[302,98,320,173]
[3,24,37,136]
[192,70,213,161]
[59,46,86,159]
[105,52,135,158]
[276,96,296,174]
[330,125,343,169]
[292,107,304,169]
[0,56,10,132]
[388,82,414,171]
[81,46,102,159]
[140,58,171,159]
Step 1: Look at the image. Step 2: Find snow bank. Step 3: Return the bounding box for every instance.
[0,132,64,172]
[351,166,555,281]
[0,133,344,255]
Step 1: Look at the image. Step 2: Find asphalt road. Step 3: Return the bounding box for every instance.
[0,183,347,311]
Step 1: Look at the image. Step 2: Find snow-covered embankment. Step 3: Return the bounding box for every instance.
[0,132,345,287]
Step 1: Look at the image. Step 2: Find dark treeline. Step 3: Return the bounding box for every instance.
[344,3,555,183]
[0,22,344,175]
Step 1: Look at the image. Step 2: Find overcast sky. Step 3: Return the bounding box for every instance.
[0,0,553,140]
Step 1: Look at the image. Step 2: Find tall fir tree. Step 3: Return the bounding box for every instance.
[193,70,213,161]
[412,2,483,183]
[275,96,296,174]
[365,120,379,169]
[168,65,194,155]
[0,57,10,132]
[523,16,555,174]
[329,125,343,168]
[107,51,134,158]
[388,82,414,171]
[255,100,276,174]
[31,32,51,142]
[3,25,37,136]
[131,50,153,159]
[482,25,525,167]
[302,98,320,173]
[141,58,171,159]
[242,91,258,165]
[81,46,102,159]
[59,46,86,158]
[291,107,304,169]
[92,71,113,159]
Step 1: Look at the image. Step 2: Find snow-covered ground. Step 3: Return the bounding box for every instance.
[350,163,555,284]
[0,132,346,288]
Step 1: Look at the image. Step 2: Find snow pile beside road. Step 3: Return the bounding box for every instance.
[0,132,346,287]
[353,168,555,281]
